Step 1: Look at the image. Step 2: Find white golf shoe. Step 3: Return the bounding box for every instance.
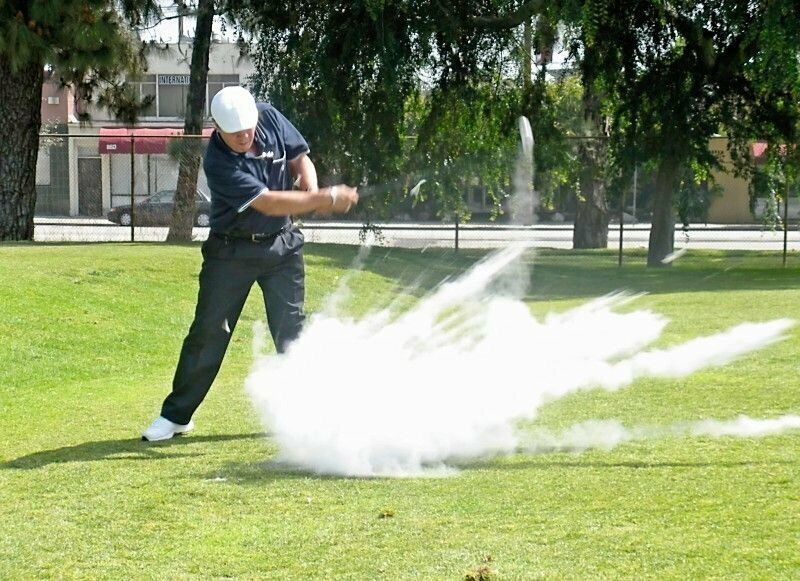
[141,416,195,442]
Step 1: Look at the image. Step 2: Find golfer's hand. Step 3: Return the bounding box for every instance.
[326,185,359,214]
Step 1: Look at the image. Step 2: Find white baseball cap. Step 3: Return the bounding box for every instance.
[210,86,258,133]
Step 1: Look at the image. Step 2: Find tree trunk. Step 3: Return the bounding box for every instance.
[167,0,215,242]
[647,157,680,266]
[572,74,609,249]
[522,19,532,91]
[0,55,43,241]
[573,164,609,248]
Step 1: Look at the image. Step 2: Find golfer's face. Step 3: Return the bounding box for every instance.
[219,126,256,154]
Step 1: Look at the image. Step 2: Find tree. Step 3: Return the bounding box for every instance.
[440,1,619,245]
[166,0,214,241]
[726,1,800,229]
[241,2,433,196]
[239,1,536,221]
[406,6,525,222]
[523,74,582,217]
[571,46,611,248]
[581,0,800,265]
[0,0,159,241]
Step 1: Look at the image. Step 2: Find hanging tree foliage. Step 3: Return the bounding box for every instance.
[236,1,539,222]
[575,0,800,265]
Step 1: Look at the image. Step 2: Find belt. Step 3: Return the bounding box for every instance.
[212,225,288,243]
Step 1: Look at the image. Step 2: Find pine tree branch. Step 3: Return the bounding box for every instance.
[133,12,198,33]
[467,0,549,30]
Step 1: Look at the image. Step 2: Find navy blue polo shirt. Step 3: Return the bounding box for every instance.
[204,103,310,234]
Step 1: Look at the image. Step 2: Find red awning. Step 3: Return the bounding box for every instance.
[751,141,768,161]
[98,127,214,154]
[751,141,792,164]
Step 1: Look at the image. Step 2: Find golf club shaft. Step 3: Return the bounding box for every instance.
[358,177,416,199]
[356,125,531,200]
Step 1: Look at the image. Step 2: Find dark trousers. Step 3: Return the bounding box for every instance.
[161,228,305,424]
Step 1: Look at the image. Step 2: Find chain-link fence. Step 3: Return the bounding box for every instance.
[34,132,211,242]
[32,133,798,266]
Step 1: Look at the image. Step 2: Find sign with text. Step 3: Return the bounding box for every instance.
[158,74,191,85]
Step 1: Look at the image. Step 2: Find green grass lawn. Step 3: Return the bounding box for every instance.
[1,243,798,579]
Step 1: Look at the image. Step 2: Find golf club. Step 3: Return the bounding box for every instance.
[354,118,532,203]
[358,177,427,200]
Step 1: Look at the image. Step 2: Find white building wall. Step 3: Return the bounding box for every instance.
[63,42,248,215]
[84,42,253,124]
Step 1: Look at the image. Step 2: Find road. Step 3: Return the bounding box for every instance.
[32,217,799,251]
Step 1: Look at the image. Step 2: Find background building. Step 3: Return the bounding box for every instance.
[36,41,253,218]
[707,137,799,223]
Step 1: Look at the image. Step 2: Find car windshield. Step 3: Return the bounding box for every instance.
[145,190,207,204]
[153,192,175,203]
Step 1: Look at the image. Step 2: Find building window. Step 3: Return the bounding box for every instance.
[141,82,157,116]
[36,147,51,185]
[125,74,240,118]
[129,75,157,117]
[158,84,187,117]
[207,74,241,115]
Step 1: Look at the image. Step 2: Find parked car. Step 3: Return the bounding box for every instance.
[107,189,211,227]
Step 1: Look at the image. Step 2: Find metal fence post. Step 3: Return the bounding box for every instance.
[455,214,460,251]
[130,136,135,242]
[783,181,789,267]
[618,184,625,267]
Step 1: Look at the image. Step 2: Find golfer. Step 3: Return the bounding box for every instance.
[143,86,358,441]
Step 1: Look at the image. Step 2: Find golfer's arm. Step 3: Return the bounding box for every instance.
[248,153,332,216]
[289,153,318,192]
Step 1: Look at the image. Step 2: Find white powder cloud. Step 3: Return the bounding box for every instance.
[246,246,795,476]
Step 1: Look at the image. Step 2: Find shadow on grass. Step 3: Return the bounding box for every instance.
[306,245,800,302]
[203,453,799,484]
[208,460,383,483]
[8,432,796,474]
[5,242,796,304]
[2,432,265,470]
[463,456,798,471]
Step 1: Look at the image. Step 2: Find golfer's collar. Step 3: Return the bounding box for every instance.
[252,121,274,157]
[245,141,270,159]
[211,131,238,157]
